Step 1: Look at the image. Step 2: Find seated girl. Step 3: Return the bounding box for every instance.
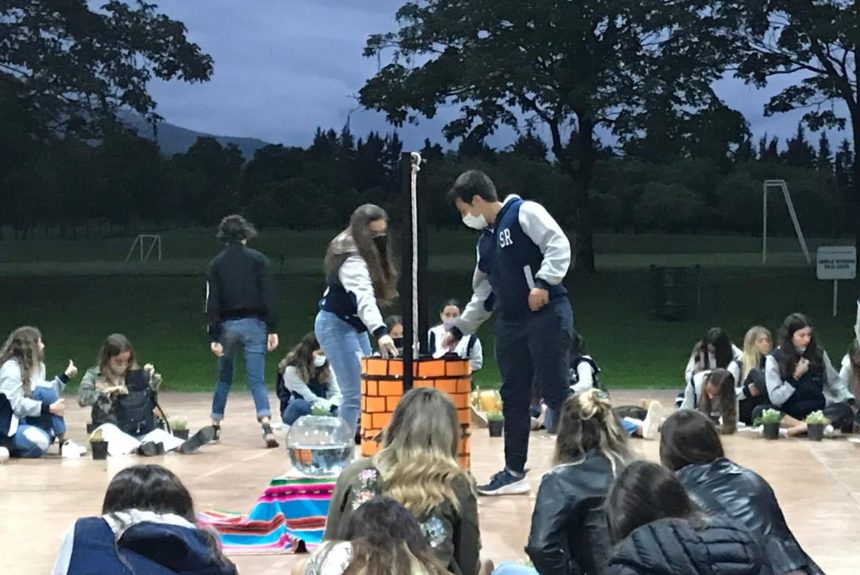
[568,334,602,395]
[0,326,85,458]
[324,387,482,575]
[660,409,822,574]
[385,315,404,355]
[292,496,450,575]
[78,334,213,456]
[277,332,342,428]
[677,327,741,408]
[494,389,631,575]
[693,368,739,434]
[51,464,237,575]
[760,313,854,436]
[605,461,769,575]
[839,339,860,429]
[428,300,483,372]
[736,326,772,425]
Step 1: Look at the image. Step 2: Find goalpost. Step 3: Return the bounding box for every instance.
[762,179,811,265]
[125,234,162,262]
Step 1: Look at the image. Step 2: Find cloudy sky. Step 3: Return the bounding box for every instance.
[144,0,850,150]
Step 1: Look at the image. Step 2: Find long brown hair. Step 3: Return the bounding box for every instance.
[554,389,630,475]
[775,313,823,378]
[97,333,137,382]
[278,332,331,384]
[0,326,43,397]
[698,368,737,435]
[324,204,398,306]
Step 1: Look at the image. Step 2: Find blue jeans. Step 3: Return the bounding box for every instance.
[493,563,537,575]
[26,386,65,438]
[315,310,371,434]
[211,318,271,420]
[13,424,51,458]
[282,399,339,426]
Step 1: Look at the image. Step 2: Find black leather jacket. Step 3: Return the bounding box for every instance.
[525,451,616,575]
[608,516,772,575]
[677,458,823,575]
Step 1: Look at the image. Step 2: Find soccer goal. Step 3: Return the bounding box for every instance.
[762,179,811,265]
[125,234,162,262]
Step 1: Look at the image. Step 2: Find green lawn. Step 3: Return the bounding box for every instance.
[1,229,857,393]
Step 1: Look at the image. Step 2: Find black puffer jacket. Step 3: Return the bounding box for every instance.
[608,517,772,575]
[525,450,616,575]
[677,458,823,575]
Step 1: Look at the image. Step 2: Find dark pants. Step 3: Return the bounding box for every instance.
[739,396,767,426]
[495,300,573,474]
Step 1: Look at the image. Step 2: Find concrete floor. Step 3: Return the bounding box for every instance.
[2,390,858,575]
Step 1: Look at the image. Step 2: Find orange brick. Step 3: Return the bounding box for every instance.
[458,455,470,469]
[361,358,369,374]
[433,378,458,394]
[445,359,470,377]
[361,397,366,411]
[361,412,373,430]
[364,358,389,377]
[456,378,472,394]
[386,396,402,411]
[363,379,378,397]
[362,441,378,456]
[365,396,387,413]
[451,392,471,409]
[417,359,446,378]
[372,412,392,429]
[388,360,403,377]
[378,380,403,397]
[457,408,470,424]
[412,380,435,389]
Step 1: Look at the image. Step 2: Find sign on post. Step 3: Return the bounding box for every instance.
[816,246,856,317]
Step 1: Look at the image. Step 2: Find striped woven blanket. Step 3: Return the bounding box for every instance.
[198,475,336,555]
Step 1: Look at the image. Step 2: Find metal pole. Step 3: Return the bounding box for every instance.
[833,280,838,317]
[762,184,768,265]
[401,153,415,391]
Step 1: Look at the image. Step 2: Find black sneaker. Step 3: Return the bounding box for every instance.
[138,441,159,457]
[476,469,530,496]
[209,424,221,444]
[178,426,216,455]
[262,423,279,448]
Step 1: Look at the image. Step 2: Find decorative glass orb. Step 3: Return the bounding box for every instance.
[286,415,354,477]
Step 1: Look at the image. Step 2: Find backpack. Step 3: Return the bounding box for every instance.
[570,355,606,392]
[114,370,159,436]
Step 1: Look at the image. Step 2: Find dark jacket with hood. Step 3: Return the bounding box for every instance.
[676,457,823,575]
[525,450,617,575]
[607,516,772,575]
[58,514,236,575]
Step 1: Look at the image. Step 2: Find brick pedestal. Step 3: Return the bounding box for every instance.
[360,357,472,468]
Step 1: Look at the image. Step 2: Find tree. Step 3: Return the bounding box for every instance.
[782,122,816,168]
[733,0,859,249]
[0,0,213,137]
[359,0,740,271]
[817,131,833,172]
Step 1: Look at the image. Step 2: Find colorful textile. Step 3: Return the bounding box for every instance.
[198,475,335,555]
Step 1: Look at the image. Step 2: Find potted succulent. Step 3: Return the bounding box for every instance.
[311,403,333,417]
[89,429,109,460]
[755,408,782,440]
[169,416,189,440]
[487,411,505,438]
[805,410,826,441]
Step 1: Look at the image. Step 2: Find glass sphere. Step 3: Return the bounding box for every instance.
[286,415,355,477]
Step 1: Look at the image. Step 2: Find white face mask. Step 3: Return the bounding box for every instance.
[443,318,456,330]
[462,212,488,230]
[313,355,327,368]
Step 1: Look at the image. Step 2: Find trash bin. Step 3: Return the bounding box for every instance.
[652,266,688,321]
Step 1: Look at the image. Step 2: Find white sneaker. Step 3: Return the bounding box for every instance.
[823,424,840,438]
[0,446,9,463]
[61,440,87,458]
[641,401,663,440]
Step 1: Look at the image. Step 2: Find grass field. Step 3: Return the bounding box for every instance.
[1,228,857,393]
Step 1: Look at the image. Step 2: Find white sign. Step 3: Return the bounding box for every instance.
[817,246,856,280]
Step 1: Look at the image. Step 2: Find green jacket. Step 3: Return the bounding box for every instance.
[324,457,481,575]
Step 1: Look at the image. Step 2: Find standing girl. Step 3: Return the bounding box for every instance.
[315,204,399,434]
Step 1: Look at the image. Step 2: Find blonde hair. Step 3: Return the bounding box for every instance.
[554,389,631,476]
[0,326,43,397]
[741,326,771,382]
[373,388,468,517]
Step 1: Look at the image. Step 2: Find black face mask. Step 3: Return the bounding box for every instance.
[373,235,388,257]
[392,337,404,350]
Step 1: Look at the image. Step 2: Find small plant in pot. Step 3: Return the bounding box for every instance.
[805,410,826,441]
[311,403,334,417]
[169,416,189,440]
[487,411,504,437]
[89,429,109,460]
[755,408,782,440]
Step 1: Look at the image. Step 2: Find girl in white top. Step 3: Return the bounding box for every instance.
[428,300,483,372]
[678,327,742,408]
[293,496,450,575]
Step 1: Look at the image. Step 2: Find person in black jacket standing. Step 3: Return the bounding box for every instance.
[206,215,279,448]
[660,410,822,575]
